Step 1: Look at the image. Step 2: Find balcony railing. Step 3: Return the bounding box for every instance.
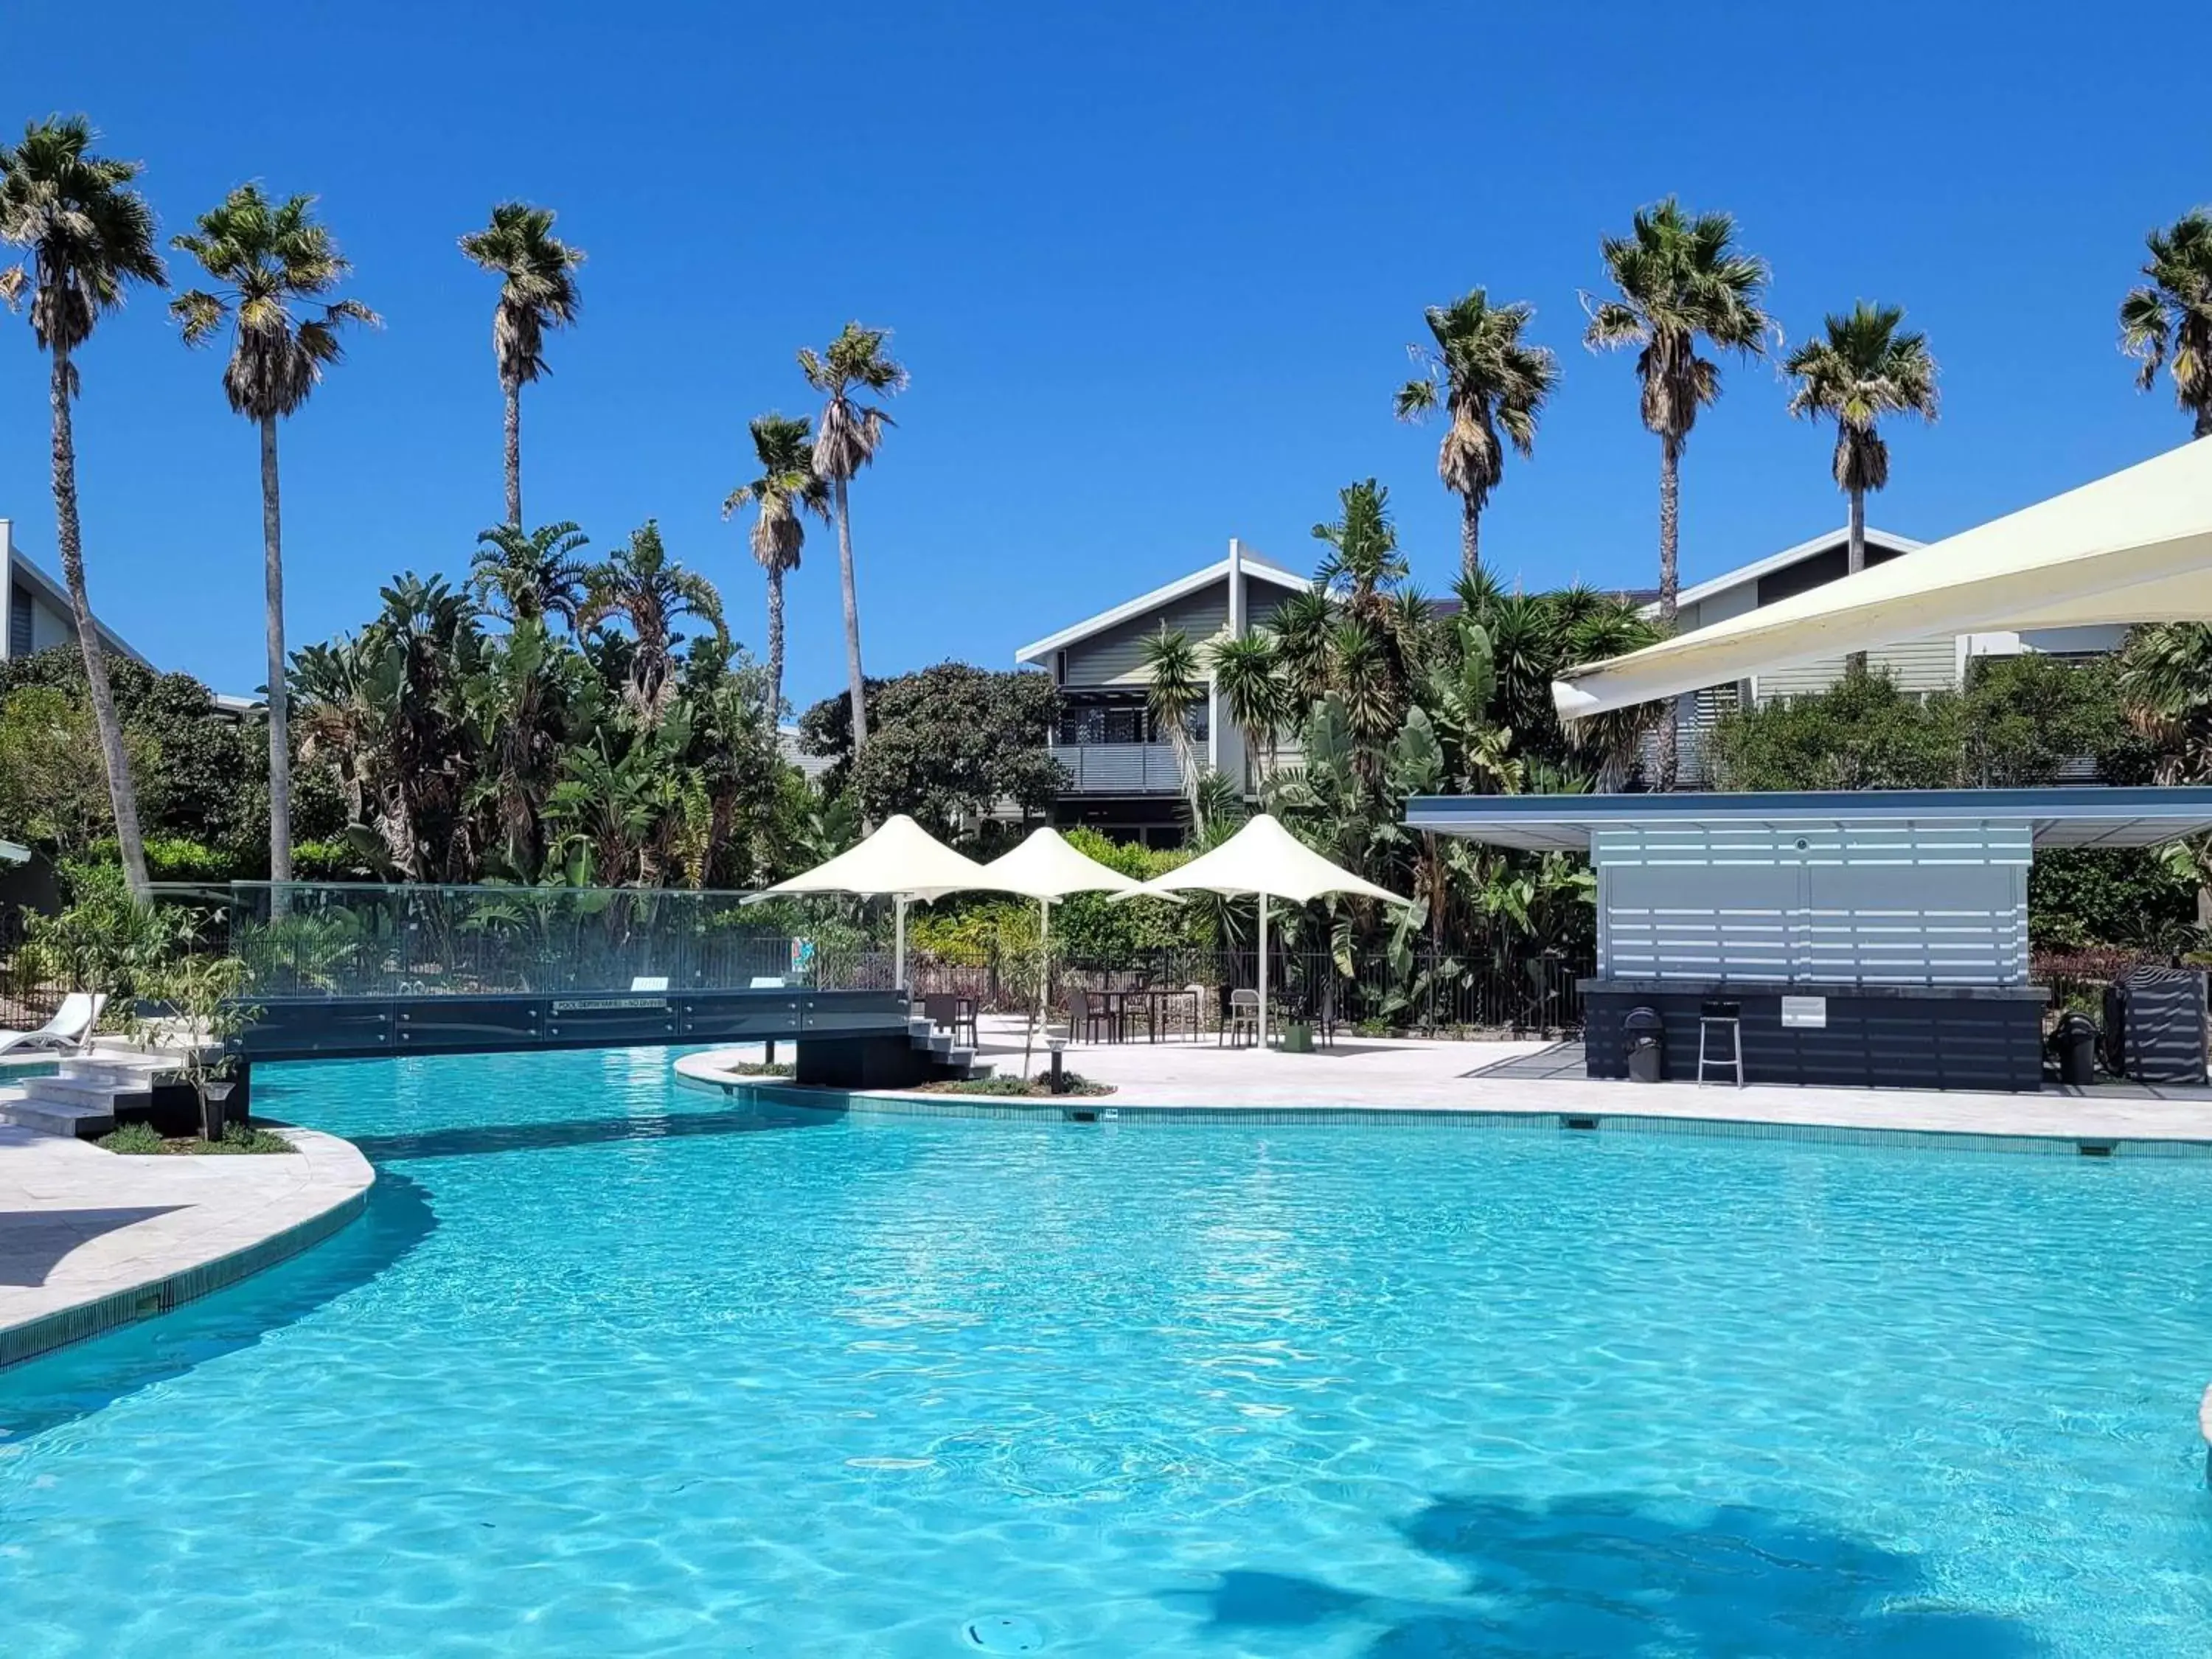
[1047,740,1185,794]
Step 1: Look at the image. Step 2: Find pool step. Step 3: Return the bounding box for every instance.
[906,1016,987,1082]
[0,1088,120,1140]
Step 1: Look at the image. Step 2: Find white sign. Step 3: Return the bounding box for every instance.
[1780,995,1827,1029]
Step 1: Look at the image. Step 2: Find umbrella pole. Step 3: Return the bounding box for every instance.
[1256,894,1269,1050]
[1023,895,1048,1081]
[894,894,908,1001]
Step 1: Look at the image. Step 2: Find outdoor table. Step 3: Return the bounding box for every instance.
[1104,987,1200,1043]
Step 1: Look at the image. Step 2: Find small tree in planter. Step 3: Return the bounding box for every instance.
[147,953,259,1140]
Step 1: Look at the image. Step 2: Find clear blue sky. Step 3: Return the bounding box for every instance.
[1,0,2201,708]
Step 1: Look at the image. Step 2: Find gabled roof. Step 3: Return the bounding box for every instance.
[1015,549,1312,664]
[7,543,147,665]
[1648,525,1925,618]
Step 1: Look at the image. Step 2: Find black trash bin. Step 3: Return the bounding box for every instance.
[1624,1006,1664,1083]
[2051,1011,2098,1086]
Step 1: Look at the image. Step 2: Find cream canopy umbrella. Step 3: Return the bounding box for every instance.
[747,813,996,990]
[1135,813,1411,1048]
[1553,437,2212,718]
[984,826,1158,1065]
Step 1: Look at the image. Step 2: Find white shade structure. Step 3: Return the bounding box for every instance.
[747,813,995,989]
[1553,438,2212,718]
[1137,813,1411,1048]
[984,826,1158,1065]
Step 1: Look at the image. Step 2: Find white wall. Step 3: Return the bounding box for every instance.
[1596,819,2031,987]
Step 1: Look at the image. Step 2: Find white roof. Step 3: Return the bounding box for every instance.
[1015,549,1311,664]
[982,825,1152,900]
[1558,440,2212,717]
[749,813,994,902]
[1655,524,1926,617]
[1138,813,1411,905]
[7,544,146,665]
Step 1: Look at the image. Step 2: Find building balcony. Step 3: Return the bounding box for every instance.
[1046,740,1185,795]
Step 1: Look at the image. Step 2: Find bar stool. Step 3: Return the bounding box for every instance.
[1697,998,1744,1087]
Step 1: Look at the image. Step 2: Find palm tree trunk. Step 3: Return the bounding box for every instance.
[49,347,150,894]
[504,385,522,527]
[833,475,869,750]
[764,564,787,720]
[1460,495,1481,582]
[1654,434,1682,791]
[260,414,293,892]
[1844,480,1868,677]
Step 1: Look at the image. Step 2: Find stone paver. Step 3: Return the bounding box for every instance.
[0,1123,374,1366]
[680,1015,2212,1145]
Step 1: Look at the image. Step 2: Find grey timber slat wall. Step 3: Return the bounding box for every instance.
[1596,819,2030,987]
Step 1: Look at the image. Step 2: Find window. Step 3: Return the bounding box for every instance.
[7,584,30,658]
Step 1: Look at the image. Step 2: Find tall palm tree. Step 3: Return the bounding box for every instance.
[2119,209,2212,439]
[1585,197,1772,785]
[578,520,727,723]
[459,201,585,524]
[799,322,906,751]
[0,116,166,893]
[1394,288,1559,578]
[470,520,591,627]
[1783,299,1940,667]
[722,413,827,719]
[173,184,378,888]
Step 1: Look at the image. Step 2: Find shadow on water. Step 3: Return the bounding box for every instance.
[1182,1490,2042,1656]
[339,1099,836,1163]
[0,1171,437,1443]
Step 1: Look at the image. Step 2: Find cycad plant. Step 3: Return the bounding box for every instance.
[1394,288,1559,577]
[723,413,827,719]
[2119,209,2212,439]
[800,323,906,750]
[0,115,167,892]
[173,183,378,886]
[1585,198,1771,787]
[459,201,585,524]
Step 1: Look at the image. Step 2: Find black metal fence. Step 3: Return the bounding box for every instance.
[896,947,1590,1037]
[0,910,55,1031]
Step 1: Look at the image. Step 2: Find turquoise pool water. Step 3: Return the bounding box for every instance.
[4,1048,2212,1655]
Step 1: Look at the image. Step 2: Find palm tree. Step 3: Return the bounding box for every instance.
[173,184,378,888]
[1394,289,1559,578]
[577,520,727,723]
[0,116,166,893]
[2119,209,2212,439]
[1784,302,1938,585]
[1207,630,1283,788]
[1311,479,1408,625]
[722,413,827,719]
[799,322,907,751]
[1136,625,1206,821]
[470,520,591,627]
[459,201,585,524]
[1585,198,1772,787]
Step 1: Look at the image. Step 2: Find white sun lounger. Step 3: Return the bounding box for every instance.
[0,992,106,1057]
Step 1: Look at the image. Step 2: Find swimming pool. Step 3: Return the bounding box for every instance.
[3,1047,2210,1655]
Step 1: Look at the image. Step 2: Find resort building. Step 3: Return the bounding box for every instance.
[1015,539,1311,845]
[1654,524,2129,785]
[0,518,145,667]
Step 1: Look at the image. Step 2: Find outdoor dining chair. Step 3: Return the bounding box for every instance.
[1222,988,1261,1048]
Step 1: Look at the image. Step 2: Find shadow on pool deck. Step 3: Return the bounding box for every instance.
[0,1172,435,1440]
[340,1099,836,1163]
[1181,1489,2041,1655]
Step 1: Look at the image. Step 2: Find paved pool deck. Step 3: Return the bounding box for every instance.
[678,1015,2212,1150]
[0,1124,374,1369]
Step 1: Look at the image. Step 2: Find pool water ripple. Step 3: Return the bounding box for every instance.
[2,1046,2211,1653]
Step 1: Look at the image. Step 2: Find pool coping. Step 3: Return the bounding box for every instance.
[0,1127,375,1371]
[672,1050,2212,1159]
